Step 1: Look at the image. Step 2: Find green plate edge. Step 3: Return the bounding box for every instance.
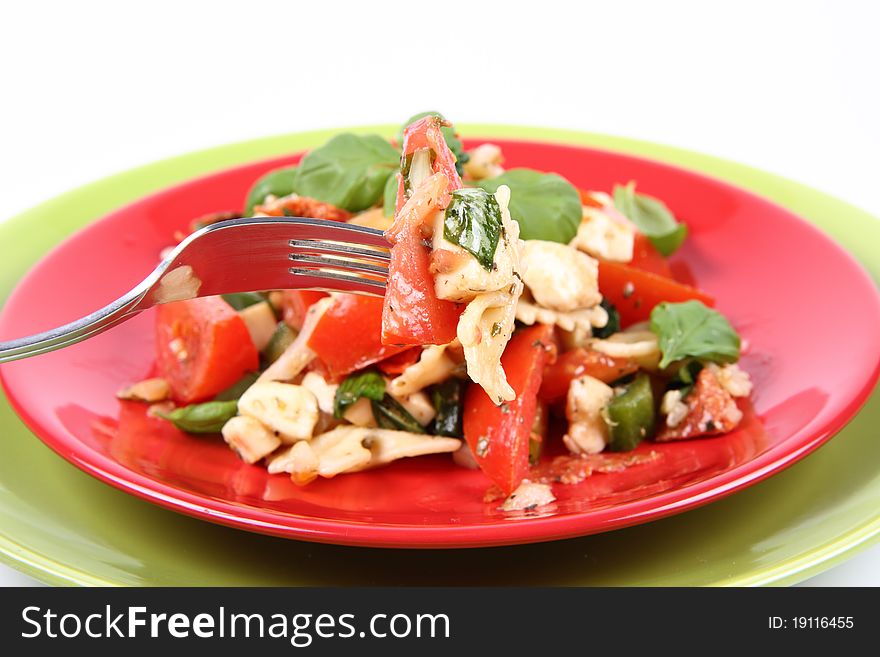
[0,124,878,587]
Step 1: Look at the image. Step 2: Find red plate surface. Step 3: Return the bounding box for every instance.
[1,139,879,548]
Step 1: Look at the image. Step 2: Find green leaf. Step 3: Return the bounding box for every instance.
[221,292,266,311]
[444,188,503,271]
[371,394,426,434]
[334,369,386,419]
[475,169,581,243]
[613,181,688,256]
[158,400,239,434]
[397,111,469,176]
[213,372,259,402]
[382,170,398,218]
[244,166,298,215]
[650,300,741,369]
[295,134,399,212]
[593,299,621,339]
[431,379,465,438]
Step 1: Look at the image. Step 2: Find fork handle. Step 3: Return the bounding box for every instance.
[0,291,145,364]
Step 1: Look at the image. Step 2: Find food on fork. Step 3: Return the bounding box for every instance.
[123,112,752,511]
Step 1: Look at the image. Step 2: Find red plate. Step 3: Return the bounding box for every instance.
[1,140,879,548]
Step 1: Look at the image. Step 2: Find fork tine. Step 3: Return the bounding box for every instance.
[289,269,387,297]
[289,239,390,265]
[288,253,389,276]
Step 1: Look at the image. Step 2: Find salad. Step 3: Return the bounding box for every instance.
[117,113,752,511]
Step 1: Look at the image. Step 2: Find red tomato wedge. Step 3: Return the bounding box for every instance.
[382,116,463,346]
[463,325,557,495]
[539,348,639,403]
[308,294,409,381]
[155,297,259,404]
[629,232,675,279]
[598,261,715,327]
[276,290,326,331]
[376,347,422,376]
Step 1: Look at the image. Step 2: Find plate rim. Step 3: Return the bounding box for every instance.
[1,124,879,584]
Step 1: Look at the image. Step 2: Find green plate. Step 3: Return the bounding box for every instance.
[1,125,878,586]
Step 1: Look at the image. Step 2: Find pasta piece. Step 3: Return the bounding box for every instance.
[116,377,170,402]
[259,296,332,382]
[222,416,282,464]
[500,480,556,511]
[519,240,601,312]
[238,382,319,443]
[591,329,661,370]
[462,143,504,180]
[388,344,457,396]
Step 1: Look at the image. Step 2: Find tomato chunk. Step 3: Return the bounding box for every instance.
[376,347,422,376]
[463,325,557,495]
[382,115,463,346]
[156,297,259,403]
[276,290,326,331]
[656,367,742,441]
[539,348,639,403]
[598,260,714,327]
[629,232,675,279]
[308,294,409,381]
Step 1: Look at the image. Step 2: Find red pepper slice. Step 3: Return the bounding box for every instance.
[463,325,557,495]
[307,294,409,381]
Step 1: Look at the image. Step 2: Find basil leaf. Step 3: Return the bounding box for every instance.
[475,169,581,243]
[371,394,426,434]
[650,300,741,369]
[244,166,298,215]
[444,188,503,271]
[334,369,386,419]
[158,400,238,434]
[431,379,465,438]
[295,134,399,212]
[593,299,621,339]
[397,111,469,176]
[221,292,265,311]
[382,172,398,218]
[613,181,688,256]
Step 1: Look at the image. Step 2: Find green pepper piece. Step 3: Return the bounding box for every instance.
[431,379,465,438]
[262,322,297,365]
[371,394,426,434]
[244,166,298,215]
[221,292,266,311]
[605,373,655,451]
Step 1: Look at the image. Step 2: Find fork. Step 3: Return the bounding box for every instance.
[0,217,390,364]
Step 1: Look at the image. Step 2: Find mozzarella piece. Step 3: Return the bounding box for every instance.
[388,344,458,397]
[570,206,635,262]
[660,389,689,428]
[222,415,282,464]
[563,375,614,455]
[389,389,436,426]
[342,397,376,428]
[500,480,556,511]
[462,143,504,180]
[238,382,319,443]
[301,371,338,415]
[519,240,602,312]
[709,363,753,398]
[238,302,277,351]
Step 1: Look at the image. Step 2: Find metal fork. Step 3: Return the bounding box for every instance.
[0,217,390,363]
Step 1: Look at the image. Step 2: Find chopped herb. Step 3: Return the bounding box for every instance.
[650,300,741,369]
[158,400,239,434]
[371,394,425,433]
[444,188,503,272]
[333,369,386,419]
[613,181,688,256]
[491,321,504,337]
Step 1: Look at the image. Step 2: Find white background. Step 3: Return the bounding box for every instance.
[0,0,878,585]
